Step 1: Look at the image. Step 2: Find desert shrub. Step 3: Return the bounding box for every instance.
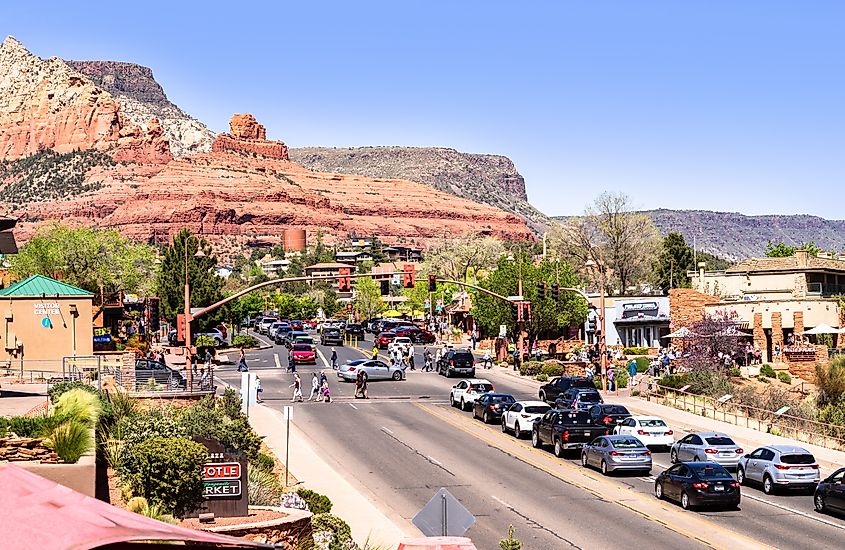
[631,389,641,397]
[729,367,742,377]
[758,375,771,384]
[635,357,650,372]
[535,373,549,382]
[500,524,522,550]
[46,418,93,463]
[686,370,732,397]
[658,374,691,390]
[219,417,261,461]
[126,496,176,524]
[118,408,186,451]
[818,396,845,427]
[221,387,244,419]
[8,415,48,438]
[518,361,543,377]
[777,371,792,385]
[248,465,283,505]
[253,452,275,473]
[297,487,333,515]
[623,347,649,356]
[124,437,206,518]
[816,357,845,406]
[614,369,629,389]
[174,399,260,460]
[760,364,777,379]
[540,363,566,377]
[54,388,102,426]
[232,334,259,349]
[48,380,98,404]
[311,513,352,549]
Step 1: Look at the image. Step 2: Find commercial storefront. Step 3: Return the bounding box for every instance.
[0,275,93,372]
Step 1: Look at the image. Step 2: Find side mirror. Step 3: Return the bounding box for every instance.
[743,454,750,459]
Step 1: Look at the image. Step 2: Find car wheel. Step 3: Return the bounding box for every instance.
[215,338,223,346]
[450,395,457,407]
[814,493,826,513]
[581,452,589,467]
[736,468,746,486]
[514,421,521,438]
[502,418,508,433]
[532,430,541,448]
[681,491,691,510]
[670,449,678,463]
[601,460,609,476]
[554,438,564,458]
[539,391,546,402]
[461,399,467,411]
[392,371,402,381]
[655,481,664,500]
[763,475,775,495]
[483,411,490,424]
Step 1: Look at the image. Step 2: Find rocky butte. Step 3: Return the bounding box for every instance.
[211,114,289,160]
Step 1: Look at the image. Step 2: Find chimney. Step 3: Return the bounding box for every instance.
[796,249,809,268]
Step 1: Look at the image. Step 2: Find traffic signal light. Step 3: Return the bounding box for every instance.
[176,313,185,343]
[428,273,437,292]
[587,316,597,333]
[551,283,560,301]
[402,264,415,289]
[537,282,546,300]
[148,297,160,332]
[380,279,390,295]
[515,301,531,322]
[337,267,351,292]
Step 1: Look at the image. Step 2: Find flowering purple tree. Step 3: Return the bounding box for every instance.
[680,310,747,371]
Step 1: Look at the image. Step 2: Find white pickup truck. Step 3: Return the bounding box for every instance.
[388,337,413,355]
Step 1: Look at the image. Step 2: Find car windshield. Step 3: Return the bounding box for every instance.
[292,344,312,352]
[690,464,731,478]
[602,406,629,415]
[525,405,550,414]
[454,352,473,361]
[704,436,735,446]
[640,419,667,427]
[781,453,815,465]
[577,392,601,402]
[489,395,515,404]
[611,438,643,449]
[571,378,593,388]
[471,383,494,392]
[557,412,591,424]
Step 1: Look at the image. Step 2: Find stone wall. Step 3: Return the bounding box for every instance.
[784,345,827,382]
[669,288,720,330]
[0,436,60,463]
[202,508,312,550]
[753,312,766,362]
[772,312,783,360]
[793,311,804,337]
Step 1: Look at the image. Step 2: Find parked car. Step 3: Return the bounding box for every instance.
[538,376,594,404]
[555,388,603,411]
[814,467,845,516]
[290,343,316,365]
[670,432,743,470]
[321,327,344,346]
[472,393,516,424]
[133,358,186,390]
[388,337,413,355]
[501,400,551,438]
[251,316,264,329]
[438,350,476,378]
[257,317,279,335]
[588,404,632,429]
[737,445,820,494]
[654,462,741,510]
[376,331,397,349]
[449,379,494,411]
[613,416,674,449]
[345,323,366,340]
[337,359,405,381]
[532,409,608,457]
[581,435,652,476]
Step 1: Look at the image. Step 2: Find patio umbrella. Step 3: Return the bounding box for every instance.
[664,326,695,338]
[802,324,844,335]
[383,309,403,318]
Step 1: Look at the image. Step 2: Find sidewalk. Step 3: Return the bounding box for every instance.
[0,382,48,417]
[248,404,416,548]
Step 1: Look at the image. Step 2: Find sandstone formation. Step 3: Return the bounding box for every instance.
[212,114,289,160]
[114,117,173,164]
[65,60,214,157]
[0,436,61,463]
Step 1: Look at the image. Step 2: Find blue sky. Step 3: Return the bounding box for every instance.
[4,1,844,218]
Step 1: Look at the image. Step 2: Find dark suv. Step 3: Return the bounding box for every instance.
[539,376,594,404]
[345,323,366,340]
[438,350,475,377]
[321,327,344,346]
[555,388,604,411]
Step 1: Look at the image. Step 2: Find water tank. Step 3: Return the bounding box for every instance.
[284,229,306,252]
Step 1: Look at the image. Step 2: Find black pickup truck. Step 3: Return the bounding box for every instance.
[538,376,594,404]
[531,409,609,457]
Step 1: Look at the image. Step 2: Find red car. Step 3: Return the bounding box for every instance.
[376,331,397,349]
[393,326,436,344]
[290,320,304,331]
[291,344,316,365]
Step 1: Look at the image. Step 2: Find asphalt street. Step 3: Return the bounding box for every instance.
[216,329,845,549]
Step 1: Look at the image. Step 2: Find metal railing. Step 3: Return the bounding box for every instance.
[115,363,215,393]
[644,384,845,451]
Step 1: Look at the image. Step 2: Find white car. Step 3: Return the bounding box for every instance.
[613,416,674,449]
[501,400,551,438]
[449,378,494,411]
[388,337,413,355]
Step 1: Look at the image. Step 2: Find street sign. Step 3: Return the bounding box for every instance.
[412,487,475,537]
[775,406,791,416]
[283,405,294,420]
[499,325,507,338]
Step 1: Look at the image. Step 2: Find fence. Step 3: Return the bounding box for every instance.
[115,360,214,393]
[645,384,845,452]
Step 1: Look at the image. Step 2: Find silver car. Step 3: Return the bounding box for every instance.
[737,445,820,494]
[670,432,743,470]
[581,435,652,475]
[337,359,406,382]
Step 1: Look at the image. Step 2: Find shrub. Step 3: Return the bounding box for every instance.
[105,391,138,427]
[248,465,283,505]
[635,357,650,372]
[658,374,691,390]
[253,452,275,473]
[311,513,352,549]
[54,388,102,426]
[518,361,543,377]
[46,419,93,463]
[729,367,742,377]
[631,389,641,397]
[126,496,176,524]
[816,357,845,405]
[623,347,649,356]
[124,437,207,518]
[614,369,629,389]
[221,387,244,419]
[232,334,259,349]
[8,415,48,438]
[195,335,218,348]
[535,373,549,382]
[297,487,333,515]
[118,408,187,452]
[777,371,792,385]
[818,396,845,427]
[48,380,98,404]
[760,364,777,379]
[687,370,732,397]
[540,363,566,377]
[500,524,522,550]
[758,375,771,384]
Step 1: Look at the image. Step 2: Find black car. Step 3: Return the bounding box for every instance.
[437,350,475,377]
[133,359,186,391]
[472,393,516,424]
[321,327,344,346]
[655,462,741,510]
[814,467,845,516]
[273,324,293,344]
[285,330,309,347]
[538,376,594,404]
[345,323,366,340]
[555,388,603,410]
[588,404,632,429]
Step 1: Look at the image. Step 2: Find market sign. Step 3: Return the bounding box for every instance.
[192,438,248,518]
[204,478,241,497]
[203,462,241,481]
[93,327,112,344]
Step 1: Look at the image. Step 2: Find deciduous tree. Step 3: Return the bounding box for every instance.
[425,234,505,283]
[353,276,384,320]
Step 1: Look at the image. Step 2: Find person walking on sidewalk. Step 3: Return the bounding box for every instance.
[482,350,493,369]
[628,358,638,386]
[308,373,320,401]
[290,373,303,402]
[607,366,616,392]
[423,347,433,371]
[255,375,263,403]
[408,344,416,370]
[319,370,328,392]
[331,347,338,370]
[355,370,364,399]
[360,372,368,399]
[237,348,248,372]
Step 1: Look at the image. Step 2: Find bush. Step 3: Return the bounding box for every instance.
[614,369,629,389]
[635,357,650,373]
[46,418,93,463]
[631,389,640,396]
[311,513,352,550]
[221,387,244,419]
[816,357,845,405]
[124,437,207,518]
[248,465,283,506]
[623,347,649,356]
[219,417,261,461]
[8,415,48,438]
[252,452,275,473]
[687,370,732,397]
[729,367,742,377]
[777,371,792,385]
[518,361,543,377]
[500,525,522,550]
[126,496,176,524]
[297,487,333,515]
[535,373,549,382]
[232,334,259,349]
[118,408,187,452]
[818,396,845,427]
[760,364,777,378]
[54,388,102,427]
[658,374,691,390]
[48,381,98,404]
[540,363,566,377]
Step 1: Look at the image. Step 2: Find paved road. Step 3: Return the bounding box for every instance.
[218,330,845,549]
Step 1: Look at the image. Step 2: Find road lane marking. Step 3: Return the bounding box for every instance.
[316,348,330,368]
[274,354,281,368]
[491,495,513,509]
[427,455,442,466]
[381,427,394,435]
[742,492,845,531]
[349,403,358,410]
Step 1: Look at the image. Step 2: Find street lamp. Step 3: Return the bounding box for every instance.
[184,235,206,390]
[507,252,525,369]
[585,259,607,392]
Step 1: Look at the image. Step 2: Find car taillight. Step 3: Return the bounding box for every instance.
[603,430,609,435]
[644,450,652,455]
[450,360,455,366]
[692,482,709,489]
[489,405,496,410]
[563,431,569,442]
[735,448,743,454]
[810,464,820,469]
[609,451,621,456]
[775,464,791,470]
[637,430,646,435]
[603,416,613,424]
[666,430,673,435]
[730,482,740,488]
[704,448,718,454]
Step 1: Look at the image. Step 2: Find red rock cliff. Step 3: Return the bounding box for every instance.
[211,114,289,160]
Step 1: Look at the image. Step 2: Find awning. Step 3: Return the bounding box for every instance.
[0,464,270,549]
[802,324,844,335]
[664,327,695,338]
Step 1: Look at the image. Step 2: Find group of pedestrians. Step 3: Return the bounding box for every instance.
[289,371,332,403]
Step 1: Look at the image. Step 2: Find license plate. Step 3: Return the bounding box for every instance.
[584,432,590,436]
[719,452,732,457]
[714,485,725,491]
